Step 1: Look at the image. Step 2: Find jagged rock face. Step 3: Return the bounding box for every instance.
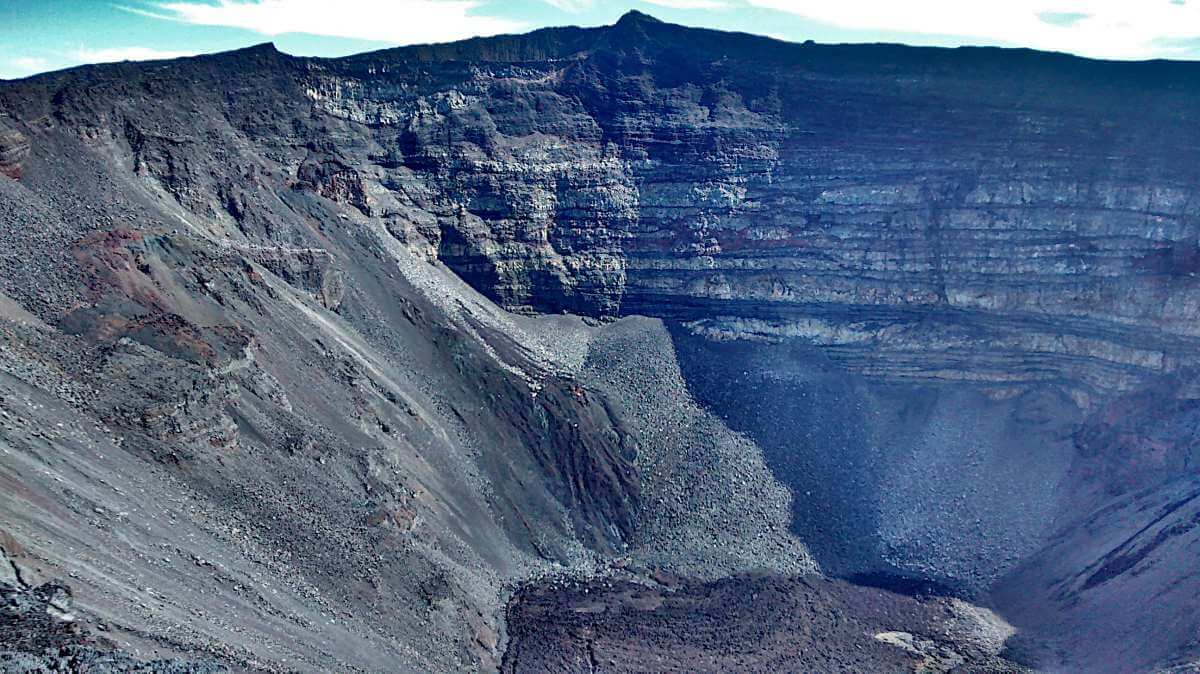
[300,11,1200,401]
[0,42,656,670]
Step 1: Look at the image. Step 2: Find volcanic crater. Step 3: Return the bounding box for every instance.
[1,10,1198,673]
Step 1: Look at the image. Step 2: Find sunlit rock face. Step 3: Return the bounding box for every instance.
[298,11,1200,405]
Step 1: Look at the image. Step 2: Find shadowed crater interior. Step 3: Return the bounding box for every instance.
[669,322,1081,596]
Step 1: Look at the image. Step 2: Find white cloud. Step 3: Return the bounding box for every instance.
[540,0,594,11]
[2,48,196,79]
[5,56,50,77]
[72,47,197,64]
[134,0,526,44]
[745,0,1200,60]
[548,0,1198,58]
[11,56,49,70]
[544,0,729,12]
[641,0,729,9]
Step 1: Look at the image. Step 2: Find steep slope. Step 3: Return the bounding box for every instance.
[0,185,644,669]
[989,381,1200,672]
[0,18,812,672]
[1,10,1199,672]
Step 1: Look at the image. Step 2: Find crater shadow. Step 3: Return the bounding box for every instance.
[667,323,1079,596]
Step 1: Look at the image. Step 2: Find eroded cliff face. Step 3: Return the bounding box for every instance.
[298,11,1200,403]
[1,10,1199,673]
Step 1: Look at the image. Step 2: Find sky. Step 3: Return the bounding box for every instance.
[3,0,1200,80]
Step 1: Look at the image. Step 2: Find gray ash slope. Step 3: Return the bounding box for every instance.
[0,9,1197,673]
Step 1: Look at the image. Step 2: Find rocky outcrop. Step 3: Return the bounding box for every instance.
[0,123,27,179]
[502,573,1026,673]
[0,549,225,673]
[246,246,346,310]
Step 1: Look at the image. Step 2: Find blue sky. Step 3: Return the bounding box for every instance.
[3,0,1200,80]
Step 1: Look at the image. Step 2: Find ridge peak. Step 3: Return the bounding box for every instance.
[614,9,663,27]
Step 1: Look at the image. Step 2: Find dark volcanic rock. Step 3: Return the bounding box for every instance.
[0,559,224,673]
[502,572,1027,673]
[1,10,1199,673]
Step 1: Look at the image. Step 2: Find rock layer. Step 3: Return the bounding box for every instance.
[299,11,1200,401]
